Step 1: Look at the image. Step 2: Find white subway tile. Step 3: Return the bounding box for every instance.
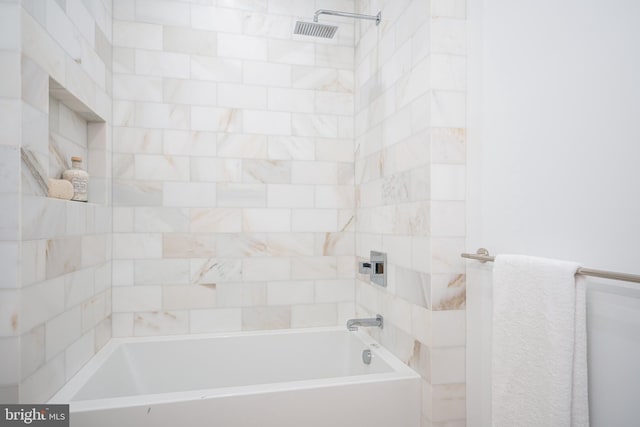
[267,184,314,208]
[163,26,217,56]
[268,39,315,65]
[267,281,314,305]
[135,50,190,79]
[191,106,242,132]
[45,307,82,360]
[244,61,292,87]
[190,208,242,233]
[190,308,242,333]
[291,209,337,232]
[217,183,266,207]
[244,110,291,136]
[163,79,217,106]
[218,33,267,61]
[112,233,162,259]
[291,161,338,184]
[163,285,216,310]
[163,182,217,207]
[133,310,189,336]
[112,286,162,312]
[135,0,190,26]
[191,56,242,83]
[268,88,315,113]
[243,208,291,232]
[243,257,290,281]
[218,84,267,109]
[191,6,244,33]
[134,155,190,181]
[291,304,337,328]
[113,21,163,50]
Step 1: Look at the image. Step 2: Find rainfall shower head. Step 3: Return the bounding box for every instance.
[293,9,381,39]
[293,21,338,39]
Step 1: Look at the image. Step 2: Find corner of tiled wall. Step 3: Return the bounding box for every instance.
[0,0,114,403]
[354,0,467,425]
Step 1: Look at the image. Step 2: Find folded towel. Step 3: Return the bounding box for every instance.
[492,254,589,427]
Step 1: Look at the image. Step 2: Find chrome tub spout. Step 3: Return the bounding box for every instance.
[346,315,383,331]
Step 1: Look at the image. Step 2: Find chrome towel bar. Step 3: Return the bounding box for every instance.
[461,248,640,284]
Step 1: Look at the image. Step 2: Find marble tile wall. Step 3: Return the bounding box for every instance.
[353,1,467,426]
[0,0,113,403]
[0,0,22,404]
[111,0,356,336]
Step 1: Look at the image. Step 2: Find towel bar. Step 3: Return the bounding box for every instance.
[461,248,640,284]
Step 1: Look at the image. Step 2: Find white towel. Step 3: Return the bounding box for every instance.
[492,255,589,427]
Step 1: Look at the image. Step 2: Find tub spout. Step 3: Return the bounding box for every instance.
[346,315,383,331]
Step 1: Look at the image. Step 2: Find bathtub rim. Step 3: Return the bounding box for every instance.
[49,326,419,412]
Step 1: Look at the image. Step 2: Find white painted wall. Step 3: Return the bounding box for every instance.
[467,0,640,426]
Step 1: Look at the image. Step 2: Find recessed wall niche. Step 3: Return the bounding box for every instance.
[45,78,108,204]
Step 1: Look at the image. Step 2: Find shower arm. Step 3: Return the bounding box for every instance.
[313,9,381,26]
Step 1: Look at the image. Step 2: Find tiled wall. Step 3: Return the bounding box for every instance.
[353,1,467,425]
[0,0,113,403]
[111,0,356,336]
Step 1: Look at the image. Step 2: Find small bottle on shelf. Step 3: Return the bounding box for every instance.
[62,156,89,202]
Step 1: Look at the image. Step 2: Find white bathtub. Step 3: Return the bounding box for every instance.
[50,327,420,427]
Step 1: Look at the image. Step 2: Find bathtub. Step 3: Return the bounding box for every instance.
[50,327,420,427]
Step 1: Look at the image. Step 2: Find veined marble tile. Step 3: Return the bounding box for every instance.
[133,310,189,336]
[267,136,314,160]
[291,256,337,280]
[244,110,291,136]
[113,127,163,155]
[431,273,466,311]
[244,12,292,39]
[267,184,314,208]
[291,161,338,184]
[430,201,465,237]
[215,234,268,258]
[190,258,243,284]
[217,183,266,207]
[45,237,82,279]
[216,282,266,308]
[111,312,133,337]
[243,257,290,281]
[431,128,465,164]
[134,154,190,181]
[113,74,162,102]
[291,209,338,232]
[163,130,217,157]
[20,278,64,333]
[315,138,354,163]
[163,26,217,56]
[244,61,291,88]
[112,286,162,313]
[134,102,190,130]
[134,259,190,285]
[45,306,82,360]
[163,285,216,310]
[81,235,108,267]
[191,5,243,33]
[63,268,94,309]
[266,233,314,257]
[112,180,163,207]
[190,208,242,233]
[315,279,354,303]
[190,55,242,83]
[20,325,45,381]
[292,113,338,138]
[135,50,190,79]
[267,281,314,306]
[65,331,94,381]
[163,182,216,207]
[112,233,162,260]
[291,304,337,328]
[190,308,242,334]
[191,106,242,133]
[163,79,217,107]
[267,87,314,114]
[268,39,314,66]
[395,266,431,309]
[217,134,267,159]
[163,234,216,259]
[218,33,267,61]
[218,83,267,109]
[242,159,291,184]
[243,209,291,232]
[113,21,162,50]
[241,306,291,331]
[0,289,19,336]
[191,158,241,183]
[134,207,189,233]
[292,66,349,92]
[20,240,46,288]
[316,232,354,256]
